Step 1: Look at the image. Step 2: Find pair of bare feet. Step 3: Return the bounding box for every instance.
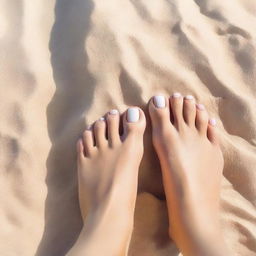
[67,93,229,256]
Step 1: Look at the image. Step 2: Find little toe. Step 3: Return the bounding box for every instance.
[183,95,196,127]
[170,92,184,129]
[122,107,146,139]
[77,138,85,160]
[94,118,108,148]
[107,109,121,147]
[149,95,172,130]
[82,126,95,156]
[207,118,219,145]
[195,104,209,135]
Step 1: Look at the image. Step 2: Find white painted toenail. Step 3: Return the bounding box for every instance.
[109,109,119,115]
[154,95,166,108]
[86,125,92,130]
[196,104,205,110]
[99,117,105,121]
[173,92,181,98]
[209,118,216,126]
[185,95,194,100]
[127,108,140,123]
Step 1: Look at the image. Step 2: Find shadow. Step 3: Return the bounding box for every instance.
[234,45,255,75]
[193,0,226,22]
[119,66,144,107]
[36,0,95,255]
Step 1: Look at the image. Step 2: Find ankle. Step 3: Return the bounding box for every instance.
[182,238,230,256]
[68,213,133,256]
[170,226,229,256]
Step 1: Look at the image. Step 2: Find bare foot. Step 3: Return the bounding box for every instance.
[149,94,228,256]
[68,107,146,256]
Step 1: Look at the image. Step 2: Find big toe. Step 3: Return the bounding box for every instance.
[122,107,146,140]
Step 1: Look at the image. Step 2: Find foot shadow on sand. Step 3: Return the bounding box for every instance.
[36,0,95,255]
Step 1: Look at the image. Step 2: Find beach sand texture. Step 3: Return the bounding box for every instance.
[0,0,256,255]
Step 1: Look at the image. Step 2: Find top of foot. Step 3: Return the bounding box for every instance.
[149,93,226,256]
[75,107,146,256]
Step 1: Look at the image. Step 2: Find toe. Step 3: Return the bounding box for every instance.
[170,92,184,129]
[122,107,146,139]
[207,118,219,145]
[77,138,85,160]
[183,95,196,127]
[195,104,209,135]
[94,118,108,148]
[149,95,173,130]
[82,126,95,156]
[107,109,121,147]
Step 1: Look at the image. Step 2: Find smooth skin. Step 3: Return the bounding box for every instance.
[67,107,146,256]
[149,94,229,256]
[68,94,229,256]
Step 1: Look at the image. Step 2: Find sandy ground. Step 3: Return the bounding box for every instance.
[0,0,256,255]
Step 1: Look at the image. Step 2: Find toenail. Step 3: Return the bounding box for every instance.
[99,117,105,121]
[86,125,92,130]
[154,95,166,108]
[196,104,205,110]
[209,118,216,126]
[185,95,194,100]
[127,108,140,123]
[173,92,181,98]
[109,109,119,115]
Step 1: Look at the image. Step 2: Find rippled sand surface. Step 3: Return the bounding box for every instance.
[0,0,256,255]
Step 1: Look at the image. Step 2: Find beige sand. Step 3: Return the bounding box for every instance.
[0,0,256,255]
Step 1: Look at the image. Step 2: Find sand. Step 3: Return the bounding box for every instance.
[0,0,256,255]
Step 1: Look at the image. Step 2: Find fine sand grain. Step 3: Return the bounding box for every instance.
[0,0,256,255]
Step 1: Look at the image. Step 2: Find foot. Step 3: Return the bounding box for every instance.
[149,94,228,256]
[68,107,146,256]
